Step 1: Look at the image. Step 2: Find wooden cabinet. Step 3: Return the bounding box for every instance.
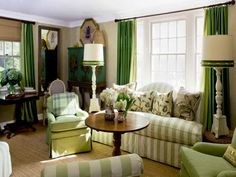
[68,47,106,83]
[68,47,106,109]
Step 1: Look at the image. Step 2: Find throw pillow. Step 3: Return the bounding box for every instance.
[152,91,173,117]
[130,91,155,112]
[173,87,200,121]
[113,82,137,93]
[52,92,79,116]
[223,145,236,167]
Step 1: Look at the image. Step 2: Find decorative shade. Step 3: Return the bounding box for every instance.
[201,35,234,67]
[83,44,104,66]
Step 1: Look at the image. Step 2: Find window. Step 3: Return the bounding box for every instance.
[137,10,204,91]
[0,41,21,72]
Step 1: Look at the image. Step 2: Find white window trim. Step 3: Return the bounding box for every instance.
[137,10,203,91]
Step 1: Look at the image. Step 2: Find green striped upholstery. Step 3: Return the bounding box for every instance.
[132,112,202,145]
[41,154,143,177]
[92,129,191,168]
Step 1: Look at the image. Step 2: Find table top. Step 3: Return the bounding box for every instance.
[85,112,150,134]
[0,92,39,105]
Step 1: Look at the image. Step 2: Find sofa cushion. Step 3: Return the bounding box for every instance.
[173,88,200,121]
[130,91,155,112]
[152,91,173,117]
[133,112,202,145]
[52,92,80,116]
[181,147,235,177]
[50,115,87,132]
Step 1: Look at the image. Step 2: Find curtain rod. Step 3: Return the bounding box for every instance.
[114,0,235,22]
[0,16,35,24]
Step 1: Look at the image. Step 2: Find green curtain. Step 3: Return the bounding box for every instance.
[117,20,136,85]
[202,6,230,130]
[21,23,38,123]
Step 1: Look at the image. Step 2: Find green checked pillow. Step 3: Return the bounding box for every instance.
[152,91,173,117]
[131,91,155,113]
[52,92,80,116]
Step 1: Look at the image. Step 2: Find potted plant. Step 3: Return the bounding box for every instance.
[0,68,23,95]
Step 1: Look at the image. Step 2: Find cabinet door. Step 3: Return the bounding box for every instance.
[68,47,106,83]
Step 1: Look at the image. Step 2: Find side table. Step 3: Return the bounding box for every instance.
[203,130,233,144]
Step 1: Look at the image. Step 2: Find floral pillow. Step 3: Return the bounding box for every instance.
[173,87,201,121]
[130,91,155,112]
[152,91,173,117]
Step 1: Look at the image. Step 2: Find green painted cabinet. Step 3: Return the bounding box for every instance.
[68,47,106,83]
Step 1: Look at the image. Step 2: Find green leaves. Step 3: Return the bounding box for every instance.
[0,68,22,86]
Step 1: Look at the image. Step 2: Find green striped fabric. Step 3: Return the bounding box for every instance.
[92,130,191,168]
[41,154,143,177]
[131,112,202,145]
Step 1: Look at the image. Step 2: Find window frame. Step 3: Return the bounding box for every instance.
[136,10,204,91]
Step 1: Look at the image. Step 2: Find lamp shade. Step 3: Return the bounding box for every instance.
[201,35,234,67]
[83,44,104,66]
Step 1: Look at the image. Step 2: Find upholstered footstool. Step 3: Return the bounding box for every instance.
[41,153,143,177]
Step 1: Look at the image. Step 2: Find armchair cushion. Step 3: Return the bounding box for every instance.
[52,92,80,116]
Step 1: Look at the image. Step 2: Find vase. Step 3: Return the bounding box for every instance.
[104,105,115,121]
[7,84,16,95]
[117,111,126,123]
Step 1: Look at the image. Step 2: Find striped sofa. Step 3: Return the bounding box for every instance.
[41,154,143,177]
[92,83,203,168]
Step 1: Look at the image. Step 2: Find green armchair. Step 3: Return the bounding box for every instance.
[46,92,91,158]
[180,129,236,177]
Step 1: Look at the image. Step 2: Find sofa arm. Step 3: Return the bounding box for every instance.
[41,154,143,177]
[47,112,56,124]
[193,142,229,157]
[217,170,236,177]
[76,109,89,121]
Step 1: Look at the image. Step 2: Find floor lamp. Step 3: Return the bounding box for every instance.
[83,44,104,113]
[202,35,234,138]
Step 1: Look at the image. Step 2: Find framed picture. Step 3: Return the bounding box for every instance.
[46,30,58,50]
[80,18,99,45]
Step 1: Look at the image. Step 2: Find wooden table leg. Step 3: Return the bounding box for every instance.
[112,133,121,156]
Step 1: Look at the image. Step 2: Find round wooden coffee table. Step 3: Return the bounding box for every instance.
[85,111,149,156]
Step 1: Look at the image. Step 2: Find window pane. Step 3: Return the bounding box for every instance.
[152,39,160,54]
[197,17,204,36]
[160,22,168,38]
[168,55,176,71]
[169,38,176,53]
[160,39,168,53]
[5,42,12,55]
[0,41,3,55]
[5,56,14,69]
[169,21,176,37]
[13,42,20,56]
[151,55,159,71]
[196,36,202,53]
[177,20,186,37]
[177,55,185,72]
[13,57,20,70]
[177,37,186,53]
[159,55,168,71]
[152,23,160,39]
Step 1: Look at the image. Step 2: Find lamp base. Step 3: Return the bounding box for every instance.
[211,114,229,138]
[89,98,100,113]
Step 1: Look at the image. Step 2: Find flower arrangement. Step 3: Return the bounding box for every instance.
[115,92,135,116]
[100,88,117,106]
[0,68,23,94]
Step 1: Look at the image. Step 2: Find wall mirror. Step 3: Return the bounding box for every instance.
[38,26,60,93]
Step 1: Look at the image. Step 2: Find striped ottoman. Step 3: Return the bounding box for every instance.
[41,154,143,177]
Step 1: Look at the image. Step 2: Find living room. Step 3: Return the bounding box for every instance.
[0,0,236,177]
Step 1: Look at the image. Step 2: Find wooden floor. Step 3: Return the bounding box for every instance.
[0,121,179,177]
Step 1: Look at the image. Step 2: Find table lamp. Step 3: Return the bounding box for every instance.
[202,34,234,138]
[83,44,104,113]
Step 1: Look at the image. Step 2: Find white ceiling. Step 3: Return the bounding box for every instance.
[0,0,226,27]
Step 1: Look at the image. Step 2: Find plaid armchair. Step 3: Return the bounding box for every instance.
[46,92,91,158]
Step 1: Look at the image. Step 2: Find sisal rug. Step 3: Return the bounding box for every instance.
[0,122,179,177]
